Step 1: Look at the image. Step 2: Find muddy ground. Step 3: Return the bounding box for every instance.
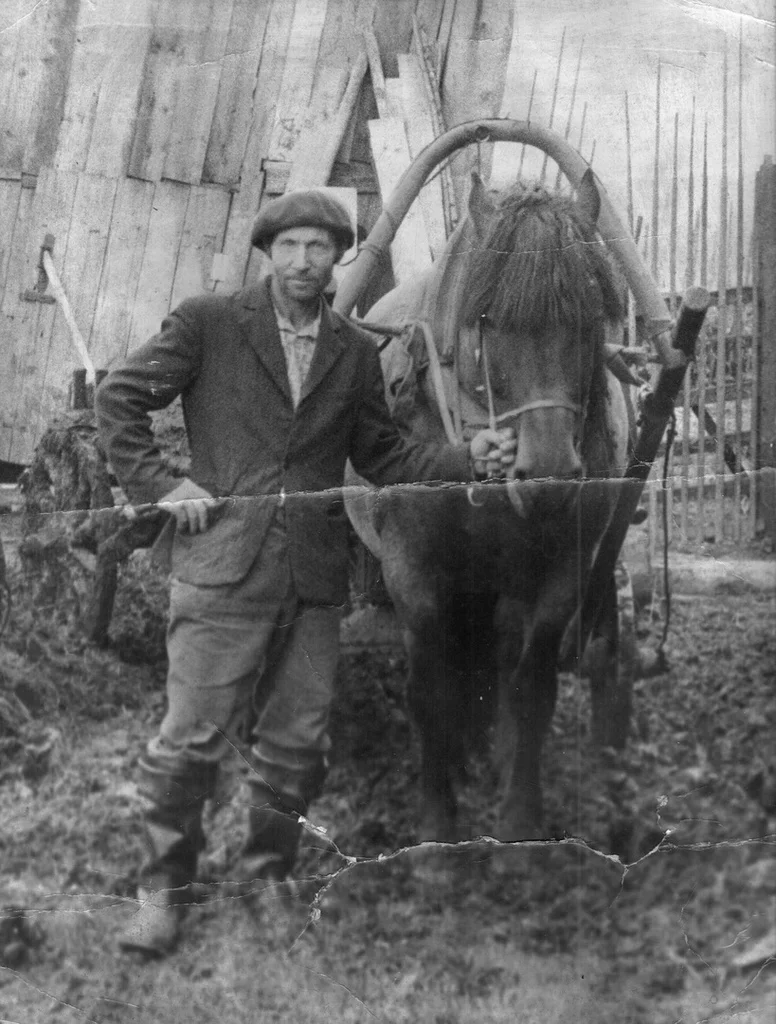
[0,510,774,1024]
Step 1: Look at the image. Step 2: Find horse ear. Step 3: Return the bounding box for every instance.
[576,168,601,227]
[468,171,495,236]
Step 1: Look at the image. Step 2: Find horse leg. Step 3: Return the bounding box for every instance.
[403,621,462,843]
[495,589,571,841]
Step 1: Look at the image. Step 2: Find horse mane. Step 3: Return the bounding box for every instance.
[454,182,625,474]
[458,181,624,335]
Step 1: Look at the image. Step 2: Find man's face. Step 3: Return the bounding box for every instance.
[269,226,338,304]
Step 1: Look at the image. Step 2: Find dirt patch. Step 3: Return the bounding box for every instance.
[0,509,774,1023]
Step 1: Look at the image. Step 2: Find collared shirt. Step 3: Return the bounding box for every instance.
[272,301,322,408]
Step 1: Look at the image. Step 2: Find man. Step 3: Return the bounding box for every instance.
[96,189,515,957]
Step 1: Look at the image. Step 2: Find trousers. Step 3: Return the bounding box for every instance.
[144,515,342,811]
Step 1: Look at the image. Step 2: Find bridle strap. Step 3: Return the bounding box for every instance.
[494,398,583,424]
[478,318,583,428]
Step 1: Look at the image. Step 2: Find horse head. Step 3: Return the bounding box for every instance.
[454,171,624,493]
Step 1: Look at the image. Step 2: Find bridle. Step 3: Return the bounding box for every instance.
[477,315,584,432]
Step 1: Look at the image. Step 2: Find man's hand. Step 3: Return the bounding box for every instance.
[156,479,226,534]
[469,428,517,480]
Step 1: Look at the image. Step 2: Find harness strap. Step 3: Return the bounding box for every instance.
[413,320,462,445]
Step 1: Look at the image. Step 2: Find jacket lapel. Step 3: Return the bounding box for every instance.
[299,302,345,403]
[236,280,292,402]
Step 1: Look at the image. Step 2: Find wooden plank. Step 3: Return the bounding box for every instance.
[0,180,31,457]
[214,173,265,295]
[266,0,329,164]
[364,27,394,120]
[414,0,446,42]
[202,0,273,186]
[127,180,191,348]
[368,117,432,284]
[6,169,79,464]
[440,0,513,206]
[0,4,23,176]
[397,53,447,259]
[317,0,361,69]
[32,173,119,446]
[238,0,296,187]
[22,0,80,174]
[162,0,235,185]
[372,0,414,77]
[326,187,359,295]
[169,186,231,309]
[55,1,144,172]
[0,0,79,175]
[287,59,367,190]
[129,0,230,183]
[84,1,154,177]
[89,178,155,370]
[0,180,22,307]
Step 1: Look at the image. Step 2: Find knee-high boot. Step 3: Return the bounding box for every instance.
[119,757,217,958]
[239,745,327,881]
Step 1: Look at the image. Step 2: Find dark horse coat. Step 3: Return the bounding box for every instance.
[345,174,632,841]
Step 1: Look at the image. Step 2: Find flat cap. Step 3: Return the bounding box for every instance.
[251,190,355,253]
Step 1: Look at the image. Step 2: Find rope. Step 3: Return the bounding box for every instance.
[659,410,677,651]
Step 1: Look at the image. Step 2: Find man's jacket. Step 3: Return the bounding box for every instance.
[96,280,472,603]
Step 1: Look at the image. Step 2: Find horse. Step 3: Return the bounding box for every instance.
[345,170,633,843]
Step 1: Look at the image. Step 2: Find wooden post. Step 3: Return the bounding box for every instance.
[733,24,746,542]
[715,46,729,544]
[681,98,695,545]
[697,119,709,544]
[539,28,565,185]
[753,156,776,543]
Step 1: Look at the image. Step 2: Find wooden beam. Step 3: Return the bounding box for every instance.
[129,0,233,184]
[169,185,231,308]
[287,55,368,190]
[162,0,235,184]
[89,178,156,369]
[0,0,79,175]
[397,53,447,258]
[85,4,154,177]
[214,173,266,295]
[266,0,329,164]
[202,0,273,186]
[127,180,190,349]
[368,117,433,284]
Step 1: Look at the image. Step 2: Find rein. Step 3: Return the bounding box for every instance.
[477,315,583,427]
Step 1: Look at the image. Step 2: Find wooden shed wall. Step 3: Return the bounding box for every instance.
[0,0,513,464]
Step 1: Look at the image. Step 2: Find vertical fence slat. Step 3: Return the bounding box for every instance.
[682,98,696,544]
[668,110,679,543]
[715,46,729,544]
[554,37,583,190]
[749,174,761,540]
[539,28,565,185]
[733,22,746,542]
[651,61,661,282]
[696,119,709,545]
[518,69,537,180]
